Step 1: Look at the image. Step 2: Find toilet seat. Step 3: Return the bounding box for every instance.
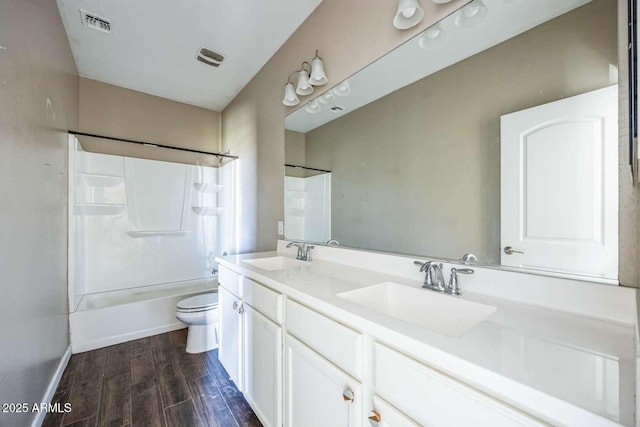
[176,292,218,313]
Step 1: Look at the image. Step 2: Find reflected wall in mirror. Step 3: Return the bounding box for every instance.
[284,0,619,281]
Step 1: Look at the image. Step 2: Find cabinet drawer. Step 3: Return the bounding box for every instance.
[374,343,544,426]
[242,277,283,324]
[371,395,420,427]
[218,265,241,296]
[286,299,362,379]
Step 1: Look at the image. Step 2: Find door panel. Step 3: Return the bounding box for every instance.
[500,85,618,279]
[243,305,282,427]
[284,334,361,427]
[218,286,242,389]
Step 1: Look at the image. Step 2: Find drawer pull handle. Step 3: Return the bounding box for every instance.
[368,410,381,422]
[232,301,238,310]
[342,389,354,403]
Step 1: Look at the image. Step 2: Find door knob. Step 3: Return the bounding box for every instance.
[504,246,525,255]
[238,304,244,314]
[342,389,354,403]
[368,410,381,422]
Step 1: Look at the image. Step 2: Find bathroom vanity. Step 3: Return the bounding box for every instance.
[215,242,638,427]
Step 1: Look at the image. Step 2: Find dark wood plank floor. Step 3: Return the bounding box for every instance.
[44,329,262,427]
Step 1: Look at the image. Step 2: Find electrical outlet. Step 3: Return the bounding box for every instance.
[278,221,284,236]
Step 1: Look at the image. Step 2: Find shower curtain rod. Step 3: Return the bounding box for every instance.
[68,130,239,160]
[285,163,331,173]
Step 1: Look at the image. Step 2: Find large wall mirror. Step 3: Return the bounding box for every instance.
[284,0,620,283]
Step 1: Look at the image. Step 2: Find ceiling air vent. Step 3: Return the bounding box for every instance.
[196,47,225,68]
[80,10,112,33]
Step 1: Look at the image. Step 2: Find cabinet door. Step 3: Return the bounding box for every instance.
[243,305,282,427]
[284,334,361,427]
[218,285,242,389]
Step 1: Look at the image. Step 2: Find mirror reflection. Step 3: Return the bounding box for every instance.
[284,0,619,281]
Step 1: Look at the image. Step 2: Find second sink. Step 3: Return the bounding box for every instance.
[337,282,497,337]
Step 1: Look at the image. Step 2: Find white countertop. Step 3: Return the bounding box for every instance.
[217,251,636,426]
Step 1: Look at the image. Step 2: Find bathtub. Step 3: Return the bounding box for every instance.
[70,277,217,353]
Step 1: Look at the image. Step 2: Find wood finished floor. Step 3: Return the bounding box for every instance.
[43,329,262,427]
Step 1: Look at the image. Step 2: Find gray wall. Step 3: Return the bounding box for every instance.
[221,0,468,253]
[0,0,78,425]
[285,130,307,178]
[304,0,617,263]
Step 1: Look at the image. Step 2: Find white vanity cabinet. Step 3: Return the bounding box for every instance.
[284,334,362,427]
[217,266,283,427]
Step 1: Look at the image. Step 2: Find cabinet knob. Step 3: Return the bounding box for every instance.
[367,410,381,422]
[342,389,354,403]
[238,304,244,314]
[232,301,238,310]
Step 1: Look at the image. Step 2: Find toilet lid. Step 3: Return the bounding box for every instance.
[177,292,218,310]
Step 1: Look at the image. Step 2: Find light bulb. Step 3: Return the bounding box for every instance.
[401,7,416,18]
[464,4,480,18]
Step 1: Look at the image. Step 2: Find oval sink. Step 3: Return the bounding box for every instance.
[242,256,308,271]
[337,282,497,337]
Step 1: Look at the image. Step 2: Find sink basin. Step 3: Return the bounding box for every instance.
[337,282,497,337]
[242,256,308,271]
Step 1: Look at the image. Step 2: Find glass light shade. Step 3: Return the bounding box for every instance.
[282,82,300,106]
[318,91,335,105]
[418,25,446,49]
[304,99,321,114]
[333,79,351,97]
[393,0,424,30]
[309,56,328,86]
[455,0,488,29]
[296,69,314,96]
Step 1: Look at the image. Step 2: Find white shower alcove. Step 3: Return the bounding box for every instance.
[67,136,236,352]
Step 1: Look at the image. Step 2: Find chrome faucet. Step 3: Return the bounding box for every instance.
[414,261,474,295]
[415,261,446,292]
[286,241,314,261]
[326,239,340,246]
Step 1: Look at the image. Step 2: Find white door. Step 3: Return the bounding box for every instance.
[284,335,361,427]
[218,286,242,389]
[501,85,618,280]
[243,304,282,427]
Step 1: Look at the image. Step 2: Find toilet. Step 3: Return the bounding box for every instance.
[175,292,219,354]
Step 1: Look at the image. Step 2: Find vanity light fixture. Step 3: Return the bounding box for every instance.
[393,0,425,30]
[309,50,328,86]
[282,72,300,106]
[296,62,314,96]
[333,79,351,97]
[305,99,322,114]
[455,0,488,29]
[418,24,446,49]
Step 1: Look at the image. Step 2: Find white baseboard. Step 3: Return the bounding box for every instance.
[31,346,72,427]
[71,322,186,353]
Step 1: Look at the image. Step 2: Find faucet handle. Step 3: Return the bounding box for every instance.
[447,267,473,296]
[413,260,432,272]
[305,245,315,261]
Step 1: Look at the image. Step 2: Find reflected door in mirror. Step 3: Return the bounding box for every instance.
[500,85,618,279]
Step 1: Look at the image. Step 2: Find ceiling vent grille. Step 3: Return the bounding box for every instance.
[80,10,112,33]
[196,47,225,68]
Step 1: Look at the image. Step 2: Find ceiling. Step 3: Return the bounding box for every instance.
[57,0,323,111]
[285,0,590,133]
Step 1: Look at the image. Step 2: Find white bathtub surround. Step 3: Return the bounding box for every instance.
[216,242,638,426]
[70,278,217,353]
